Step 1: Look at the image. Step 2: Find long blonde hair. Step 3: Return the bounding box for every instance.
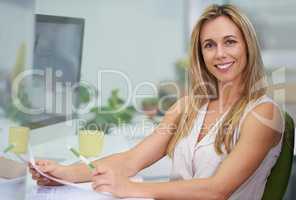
[167,4,267,156]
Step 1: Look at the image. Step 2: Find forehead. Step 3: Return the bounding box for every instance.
[200,16,243,41]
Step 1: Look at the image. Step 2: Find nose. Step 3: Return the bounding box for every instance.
[215,44,226,59]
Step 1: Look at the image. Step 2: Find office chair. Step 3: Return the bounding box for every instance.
[262,112,295,200]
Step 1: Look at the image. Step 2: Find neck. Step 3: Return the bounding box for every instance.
[217,79,243,107]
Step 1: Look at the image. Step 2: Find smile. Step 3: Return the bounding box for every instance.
[214,61,234,70]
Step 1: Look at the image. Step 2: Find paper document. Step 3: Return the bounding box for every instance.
[27,183,112,200]
[28,146,111,195]
[27,182,153,200]
[28,146,153,200]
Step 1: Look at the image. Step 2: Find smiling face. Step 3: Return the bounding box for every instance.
[200,16,247,85]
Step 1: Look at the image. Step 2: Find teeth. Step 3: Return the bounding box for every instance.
[216,62,233,69]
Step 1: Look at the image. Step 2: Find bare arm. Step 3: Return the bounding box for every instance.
[64,98,184,182]
[121,100,183,175]
[92,102,283,199]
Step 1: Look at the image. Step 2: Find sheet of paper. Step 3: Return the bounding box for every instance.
[28,146,153,200]
[28,146,112,196]
[28,183,153,200]
[27,183,112,200]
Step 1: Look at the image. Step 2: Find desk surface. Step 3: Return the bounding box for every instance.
[25,121,154,200]
[1,118,295,199]
[26,181,153,200]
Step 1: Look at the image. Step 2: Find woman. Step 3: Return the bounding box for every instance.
[30,4,284,199]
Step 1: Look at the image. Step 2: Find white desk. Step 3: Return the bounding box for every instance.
[27,183,153,200]
[25,121,154,200]
[0,176,26,200]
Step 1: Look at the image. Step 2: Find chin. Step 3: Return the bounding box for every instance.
[216,75,240,85]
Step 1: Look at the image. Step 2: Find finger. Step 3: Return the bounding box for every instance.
[92,167,105,176]
[93,185,111,193]
[35,160,47,166]
[29,162,40,171]
[36,160,54,166]
[92,166,111,176]
[29,167,50,181]
[92,177,110,189]
[36,163,56,173]
[30,168,41,179]
[28,162,34,169]
[29,168,37,175]
[32,173,41,180]
[29,167,40,174]
[91,173,109,182]
[37,177,60,186]
[37,178,50,186]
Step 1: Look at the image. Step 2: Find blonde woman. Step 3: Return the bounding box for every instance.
[30,4,284,200]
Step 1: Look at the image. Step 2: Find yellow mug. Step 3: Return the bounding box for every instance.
[79,130,104,157]
[9,127,30,154]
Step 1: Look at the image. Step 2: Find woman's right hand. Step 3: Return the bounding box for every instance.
[29,160,70,186]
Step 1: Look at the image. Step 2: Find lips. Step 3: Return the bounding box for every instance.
[214,61,234,71]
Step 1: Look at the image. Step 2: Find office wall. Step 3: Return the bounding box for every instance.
[0,0,35,152]
[36,0,186,104]
[0,0,35,74]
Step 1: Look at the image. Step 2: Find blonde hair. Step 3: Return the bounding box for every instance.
[167,4,267,156]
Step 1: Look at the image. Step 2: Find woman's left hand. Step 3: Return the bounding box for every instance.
[91,166,134,198]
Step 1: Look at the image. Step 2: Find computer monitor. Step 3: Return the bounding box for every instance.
[27,14,85,128]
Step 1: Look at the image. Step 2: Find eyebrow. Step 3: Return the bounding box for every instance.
[201,35,237,45]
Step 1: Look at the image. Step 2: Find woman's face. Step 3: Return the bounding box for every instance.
[200,16,247,85]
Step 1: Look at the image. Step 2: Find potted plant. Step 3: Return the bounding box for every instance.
[157,83,178,115]
[82,89,135,134]
[141,97,159,119]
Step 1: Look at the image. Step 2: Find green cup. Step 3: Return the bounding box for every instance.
[8,127,30,154]
[79,130,104,157]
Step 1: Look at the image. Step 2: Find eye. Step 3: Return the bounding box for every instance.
[225,39,237,46]
[204,42,214,49]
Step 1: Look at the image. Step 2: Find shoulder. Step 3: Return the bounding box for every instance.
[245,95,280,112]
[239,95,284,147]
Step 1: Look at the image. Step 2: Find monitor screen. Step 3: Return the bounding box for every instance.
[27,14,85,128]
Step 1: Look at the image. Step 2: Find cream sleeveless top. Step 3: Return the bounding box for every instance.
[170,95,284,200]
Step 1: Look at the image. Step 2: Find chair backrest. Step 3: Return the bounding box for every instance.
[262,112,295,200]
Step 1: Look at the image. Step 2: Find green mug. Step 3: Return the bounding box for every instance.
[9,127,30,154]
[79,130,104,157]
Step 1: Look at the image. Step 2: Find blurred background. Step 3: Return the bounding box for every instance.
[0,0,295,199]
